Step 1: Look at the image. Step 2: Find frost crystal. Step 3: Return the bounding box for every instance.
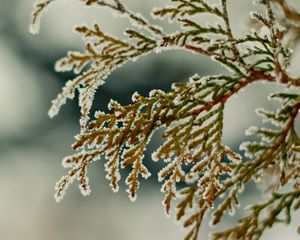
[131,91,141,102]
[259,26,270,38]
[48,80,76,118]
[30,0,55,35]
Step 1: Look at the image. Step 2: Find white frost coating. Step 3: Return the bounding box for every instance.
[54,174,76,202]
[126,189,137,202]
[258,164,281,196]
[108,99,121,111]
[48,79,76,118]
[94,110,105,118]
[104,145,118,160]
[177,124,190,136]
[54,53,79,72]
[151,5,177,23]
[211,56,240,74]
[79,185,91,196]
[29,0,55,35]
[239,141,254,158]
[158,163,174,182]
[252,0,263,5]
[246,126,278,142]
[245,126,258,136]
[129,12,164,38]
[209,38,218,46]
[166,109,174,117]
[29,17,41,35]
[225,148,241,163]
[191,157,207,175]
[79,76,105,129]
[189,74,201,83]
[79,177,91,196]
[275,72,282,83]
[131,91,141,102]
[259,26,270,39]
[255,107,283,126]
[173,96,182,106]
[249,11,257,20]
[104,152,121,193]
[185,173,198,183]
[154,46,163,54]
[177,102,194,116]
[151,151,160,162]
[108,3,163,39]
[79,88,93,128]
[125,159,150,202]
[62,155,76,168]
[141,163,151,179]
[287,47,294,54]
[274,22,287,32]
[149,89,165,97]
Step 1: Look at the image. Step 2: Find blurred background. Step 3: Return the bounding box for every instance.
[0,0,299,239]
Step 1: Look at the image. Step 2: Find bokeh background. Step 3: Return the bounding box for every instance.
[0,0,300,239]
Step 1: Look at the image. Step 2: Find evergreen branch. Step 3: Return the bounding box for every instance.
[56,74,243,205]
[85,0,165,38]
[213,189,300,240]
[152,0,224,21]
[29,0,56,34]
[43,0,266,131]
[30,1,300,239]
[216,96,300,202]
[221,0,244,64]
[188,70,274,116]
[49,23,157,130]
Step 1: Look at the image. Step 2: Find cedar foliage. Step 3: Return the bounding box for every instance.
[30,0,300,239]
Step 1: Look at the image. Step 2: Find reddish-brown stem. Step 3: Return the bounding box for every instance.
[280,72,300,87]
[219,101,300,197]
[254,101,300,168]
[187,70,274,116]
[276,0,300,23]
[184,44,235,62]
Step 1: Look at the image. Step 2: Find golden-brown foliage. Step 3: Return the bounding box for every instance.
[31,0,300,239]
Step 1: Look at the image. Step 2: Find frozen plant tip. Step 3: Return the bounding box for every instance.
[31,0,300,239]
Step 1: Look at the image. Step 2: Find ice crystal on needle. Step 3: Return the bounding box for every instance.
[31,0,300,239]
[30,0,55,34]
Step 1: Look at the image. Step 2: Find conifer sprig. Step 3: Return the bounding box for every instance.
[213,189,300,240]
[30,0,300,239]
